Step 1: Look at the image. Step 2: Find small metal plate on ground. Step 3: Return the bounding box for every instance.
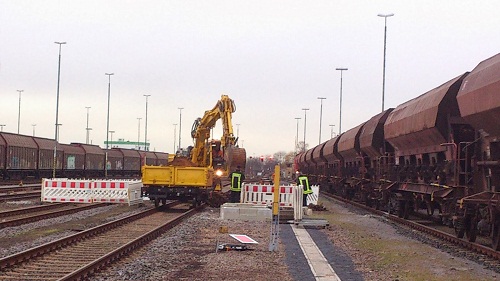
[290,218,329,228]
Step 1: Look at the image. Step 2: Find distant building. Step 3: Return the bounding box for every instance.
[104,138,150,151]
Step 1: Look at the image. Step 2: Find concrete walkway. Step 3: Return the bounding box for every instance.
[292,225,342,281]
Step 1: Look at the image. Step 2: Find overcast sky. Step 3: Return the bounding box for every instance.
[1,1,499,157]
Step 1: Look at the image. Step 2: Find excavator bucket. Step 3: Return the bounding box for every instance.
[226,146,247,173]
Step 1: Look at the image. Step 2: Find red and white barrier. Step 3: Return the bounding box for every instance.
[42,178,143,205]
[241,184,296,207]
[42,178,93,203]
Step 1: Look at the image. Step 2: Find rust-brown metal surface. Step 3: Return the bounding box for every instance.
[384,74,467,156]
[322,135,342,163]
[155,152,169,166]
[144,151,157,165]
[457,53,500,137]
[0,134,6,170]
[60,144,85,170]
[1,132,38,169]
[119,148,141,171]
[33,137,63,170]
[312,141,327,164]
[106,149,123,170]
[359,109,393,158]
[304,148,315,166]
[337,123,365,162]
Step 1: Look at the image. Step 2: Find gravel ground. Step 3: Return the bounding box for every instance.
[96,197,499,281]
[0,202,151,258]
[94,208,294,281]
[3,197,499,280]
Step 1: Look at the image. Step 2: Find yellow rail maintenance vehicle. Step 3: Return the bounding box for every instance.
[142,94,246,207]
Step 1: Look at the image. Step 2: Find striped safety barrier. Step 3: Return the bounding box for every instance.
[241,184,319,207]
[42,179,143,206]
[42,178,93,203]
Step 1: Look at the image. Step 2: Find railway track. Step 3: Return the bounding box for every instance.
[0,192,41,202]
[321,192,500,265]
[0,203,108,228]
[0,201,202,281]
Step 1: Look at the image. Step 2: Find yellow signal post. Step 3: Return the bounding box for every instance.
[269,165,280,251]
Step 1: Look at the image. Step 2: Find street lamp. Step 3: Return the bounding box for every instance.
[109,130,115,148]
[317,97,326,144]
[335,67,348,135]
[17,90,23,134]
[302,108,309,152]
[0,125,5,132]
[32,124,36,136]
[294,117,301,152]
[378,13,394,112]
[329,124,336,139]
[137,117,142,150]
[236,123,240,139]
[178,107,184,151]
[105,72,114,177]
[173,123,177,152]
[144,94,151,151]
[85,106,92,144]
[53,41,66,178]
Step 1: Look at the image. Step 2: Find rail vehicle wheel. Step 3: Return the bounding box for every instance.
[465,215,478,242]
[403,201,412,219]
[397,201,405,218]
[161,198,167,205]
[426,201,435,217]
[387,197,398,215]
[492,216,500,251]
[454,217,465,238]
[154,198,160,208]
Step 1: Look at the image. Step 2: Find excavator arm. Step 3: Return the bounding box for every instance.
[190,95,238,168]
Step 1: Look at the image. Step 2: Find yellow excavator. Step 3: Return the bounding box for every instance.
[141,95,246,207]
[190,95,246,186]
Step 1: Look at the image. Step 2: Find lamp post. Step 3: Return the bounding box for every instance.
[17,90,23,134]
[53,41,66,178]
[109,130,115,148]
[173,123,177,152]
[105,72,114,178]
[0,125,5,132]
[144,94,151,151]
[378,13,394,112]
[294,117,301,152]
[302,108,309,152]
[317,97,326,144]
[335,67,348,135]
[329,124,335,138]
[137,117,142,150]
[32,124,36,136]
[178,107,184,151]
[236,123,240,139]
[85,106,91,144]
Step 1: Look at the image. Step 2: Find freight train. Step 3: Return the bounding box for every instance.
[0,132,169,180]
[295,53,500,251]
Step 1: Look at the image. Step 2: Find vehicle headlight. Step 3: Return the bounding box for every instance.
[215,170,223,177]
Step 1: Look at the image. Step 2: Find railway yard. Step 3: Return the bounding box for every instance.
[0,184,499,281]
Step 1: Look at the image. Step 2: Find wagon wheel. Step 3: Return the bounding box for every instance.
[161,198,167,205]
[454,216,465,238]
[492,217,500,251]
[154,198,160,208]
[397,201,405,218]
[465,214,478,242]
[403,200,412,219]
[425,201,435,217]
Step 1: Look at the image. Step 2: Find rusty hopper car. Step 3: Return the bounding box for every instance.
[456,53,500,249]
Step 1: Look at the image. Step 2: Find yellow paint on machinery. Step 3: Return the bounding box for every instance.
[141,165,214,188]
